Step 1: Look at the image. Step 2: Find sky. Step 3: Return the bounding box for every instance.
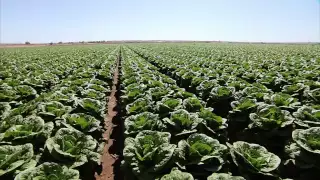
[0,0,319,43]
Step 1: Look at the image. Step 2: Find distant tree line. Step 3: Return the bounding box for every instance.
[87,40,106,43]
[46,40,108,45]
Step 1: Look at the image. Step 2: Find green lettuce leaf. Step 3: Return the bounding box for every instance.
[156,168,194,180]
[249,104,294,130]
[0,102,11,119]
[45,128,100,168]
[0,116,53,144]
[0,143,34,176]
[176,133,227,173]
[124,112,165,137]
[14,162,80,180]
[123,130,176,179]
[62,113,101,133]
[156,97,182,116]
[227,141,281,176]
[207,173,246,180]
[182,97,205,112]
[126,97,153,115]
[293,106,320,128]
[163,109,200,136]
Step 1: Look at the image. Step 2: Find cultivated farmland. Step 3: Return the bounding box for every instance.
[0,43,319,180]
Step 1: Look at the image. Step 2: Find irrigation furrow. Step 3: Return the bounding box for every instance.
[96,48,123,180]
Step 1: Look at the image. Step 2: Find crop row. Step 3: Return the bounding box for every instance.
[120,46,252,180]
[0,45,119,179]
[0,43,319,180]
[125,44,320,180]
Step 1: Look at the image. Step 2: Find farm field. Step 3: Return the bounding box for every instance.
[0,43,319,180]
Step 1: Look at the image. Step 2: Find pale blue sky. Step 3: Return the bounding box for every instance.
[0,0,319,43]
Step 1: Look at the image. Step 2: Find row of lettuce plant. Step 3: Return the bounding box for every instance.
[133,44,319,106]
[120,47,275,180]
[127,44,320,180]
[0,45,117,116]
[0,45,119,179]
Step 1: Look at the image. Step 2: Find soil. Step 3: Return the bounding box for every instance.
[95,53,123,180]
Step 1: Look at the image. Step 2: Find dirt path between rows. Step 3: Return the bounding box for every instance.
[95,51,122,180]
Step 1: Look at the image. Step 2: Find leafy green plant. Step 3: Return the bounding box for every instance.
[304,80,320,90]
[176,133,228,174]
[239,86,270,101]
[293,106,320,128]
[304,88,320,104]
[257,75,286,91]
[81,89,105,100]
[242,71,260,83]
[0,143,34,176]
[148,87,172,101]
[123,130,176,179]
[208,86,235,103]
[191,76,207,89]
[285,127,320,169]
[230,98,258,116]
[264,93,301,111]
[62,113,101,133]
[90,78,106,86]
[0,115,53,143]
[208,86,235,116]
[156,97,182,116]
[58,86,79,96]
[2,78,21,87]
[227,141,281,176]
[173,89,195,99]
[0,85,18,102]
[0,102,11,119]
[45,128,100,168]
[123,77,138,86]
[207,173,246,180]
[293,127,320,154]
[163,109,200,136]
[227,79,249,91]
[249,104,294,130]
[14,162,80,180]
[148,80,165,89]
[97,69,113,82]
[181,71,198,88]
[37,101,72,120]
[124,112,165,136]
[182,97,205,112]
[197,108,227,135]
[0,115,24,132]
[69,78,90,87]
[160,76,176,85]
[282,83,305,96]
[196,80,218,99]
[75,98,104,118]
[126,97,153,115]
[49,91,74,105]
[15,85,37,101]
[156,168,194,180]
[123,85,146,103]
[23,77,46,89]
[87,84,107,93]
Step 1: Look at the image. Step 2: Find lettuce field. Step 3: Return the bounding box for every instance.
[0,43,319,180]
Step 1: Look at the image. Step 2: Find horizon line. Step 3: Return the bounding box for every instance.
[1,40,319,45]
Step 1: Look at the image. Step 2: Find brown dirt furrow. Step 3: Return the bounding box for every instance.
[95,53,121,180]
